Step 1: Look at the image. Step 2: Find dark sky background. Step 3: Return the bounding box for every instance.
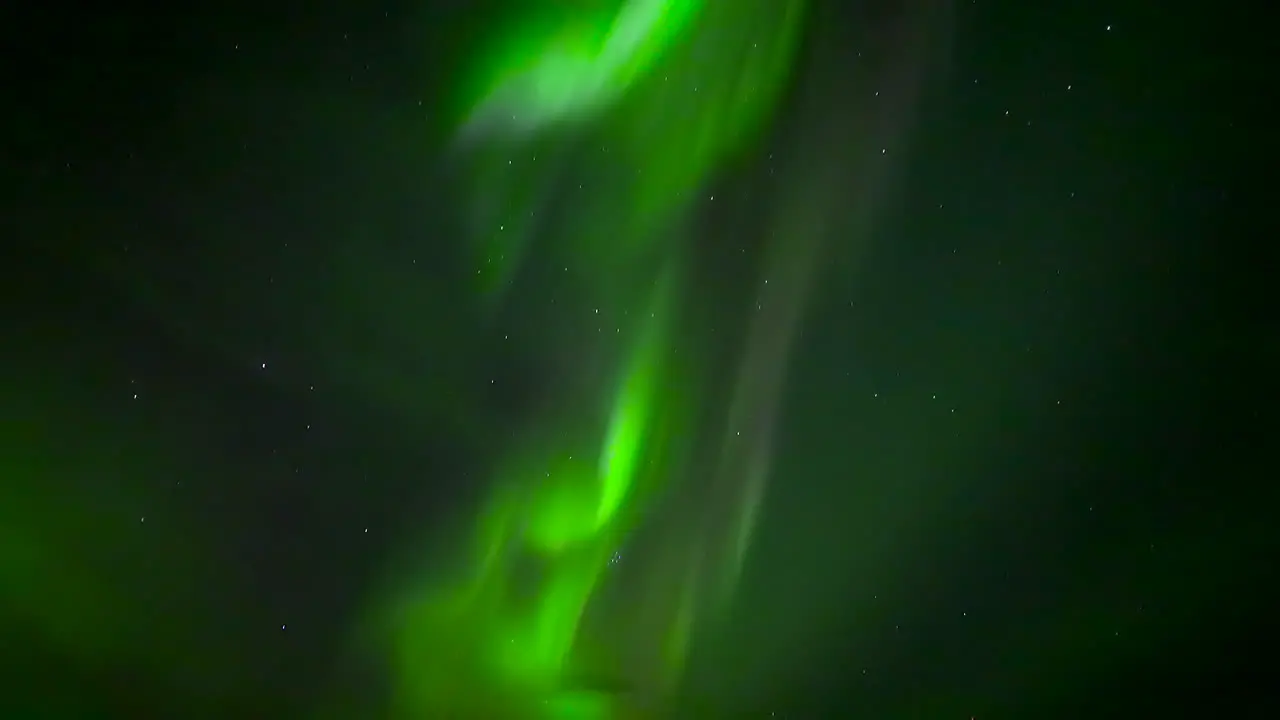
[2,0,1270,718]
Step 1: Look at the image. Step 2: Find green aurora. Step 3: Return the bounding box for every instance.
[372,0,808,716]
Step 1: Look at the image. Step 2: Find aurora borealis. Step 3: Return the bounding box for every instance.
[375,2,813,715]
[4,0,1266,717]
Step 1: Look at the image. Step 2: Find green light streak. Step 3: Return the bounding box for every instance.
[376,0,807,715]
[596,269,674,528]
[458,0,706,139]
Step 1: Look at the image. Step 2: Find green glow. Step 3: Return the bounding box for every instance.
[459,0,706,138]
[596,270,673,528]
[606,0,807,238]
[542,690,617,720]
[380,280,682,715]
[375,0,807,715]
[459,0,806,298]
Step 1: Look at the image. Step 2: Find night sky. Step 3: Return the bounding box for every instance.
[3,0,1268,718]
